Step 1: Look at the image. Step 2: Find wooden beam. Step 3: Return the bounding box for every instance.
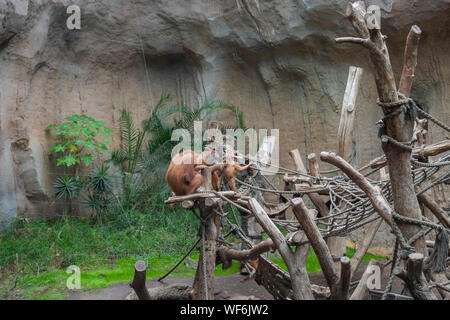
[336,257,351,300]
[320,152,393,227]
[417,193,450,229]
[350,218,383,278]
[307,153,320,178]
[289,149,330,218]
[217,239,276,269]
[165,191,240,204]
[337,66,363,163]
[291,197,339,297]
[249,198,314,300]
[192,167,221,300]
[370,139,450,169]
[398,25,422,97]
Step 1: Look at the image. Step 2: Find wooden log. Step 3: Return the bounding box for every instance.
[398,25,422,97]
[337,66,363,163]
[249,198,314,300]
[350,259,383,300]
[350,218,383,278]
[165,191,238,204]
[289,149,307,173]
[337,0,426,254]
[370,139,450,169]
[307,153,320,178]
[394,253,438,300]
[216,239,276,269]
[182,200,195,209]
[335,257,351,300]
[289,149,330,219]
[320,152,393,226]
[291,197,340,298]
[127,283,192,300]
[417,193,450,229]
[130,260,150,300]
[336,68,363,270]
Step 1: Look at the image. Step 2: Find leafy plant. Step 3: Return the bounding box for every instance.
[85,163,113,194]
[53,176,83,200]
[82,164,114,224]
[47,115,113,168]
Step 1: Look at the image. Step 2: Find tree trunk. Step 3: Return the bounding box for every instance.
[336,1,426,254]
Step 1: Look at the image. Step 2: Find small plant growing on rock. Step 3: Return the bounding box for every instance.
[47,114,113,216]
[47,114,113,169]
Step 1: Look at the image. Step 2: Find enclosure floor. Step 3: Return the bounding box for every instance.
[65,263,406,300]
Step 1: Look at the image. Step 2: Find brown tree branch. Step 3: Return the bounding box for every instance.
[417,193,450,229]
[248,198,314,300]
[291,197,339,296]
[217,239,276,270]
[398,25,422,96]
[320,152,393,226]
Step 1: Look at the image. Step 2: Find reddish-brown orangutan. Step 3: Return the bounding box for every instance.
[166,149,221,196]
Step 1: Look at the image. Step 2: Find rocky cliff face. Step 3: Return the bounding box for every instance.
[0,0,449,244]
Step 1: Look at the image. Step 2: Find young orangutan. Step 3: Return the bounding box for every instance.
[220,156,253,192]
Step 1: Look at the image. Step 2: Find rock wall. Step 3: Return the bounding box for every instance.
[0,0,449,246]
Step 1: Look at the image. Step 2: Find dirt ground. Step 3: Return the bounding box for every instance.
[66,261,409,300]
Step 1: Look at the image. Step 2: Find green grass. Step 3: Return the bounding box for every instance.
[1,254,240,300]
[0,200,386,300]
[270,246,386,274]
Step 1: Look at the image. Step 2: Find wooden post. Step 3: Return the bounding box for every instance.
[289,149,330,218]
[333,66,363,272]
[130,260,151,300]
[337,66,363,163]
[349,218,383,278]
[291,198,339,296]
[291,198,352,299]
[192,167,221,300]
[249,198,314,300]
[336,1,426,254]
[394,253,438,300]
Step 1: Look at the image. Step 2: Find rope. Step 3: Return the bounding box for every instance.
[376,95,450,152]
[380,135,413,152]
[411,159,450,168]
[157,237,201,282]
[381,241,401,300]
[201,223,208,300]
[411,100,450,132]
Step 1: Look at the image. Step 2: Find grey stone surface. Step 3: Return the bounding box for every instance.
[0,1,449,247]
